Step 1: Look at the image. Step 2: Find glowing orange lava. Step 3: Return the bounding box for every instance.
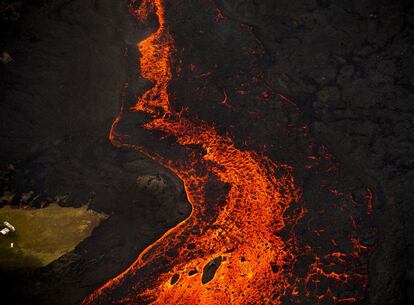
[81,1,372,304]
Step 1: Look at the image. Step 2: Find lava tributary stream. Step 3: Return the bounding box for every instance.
[81,0,372,304]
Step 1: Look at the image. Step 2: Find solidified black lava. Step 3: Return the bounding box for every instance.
[1,0,413,304]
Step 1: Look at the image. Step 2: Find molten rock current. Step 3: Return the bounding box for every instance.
[2,0,412,304]
[81,1,376,304]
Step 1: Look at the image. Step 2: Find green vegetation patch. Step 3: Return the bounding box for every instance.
[0,204,107,270]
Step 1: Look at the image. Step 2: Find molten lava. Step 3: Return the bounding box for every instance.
[82,1,373,304]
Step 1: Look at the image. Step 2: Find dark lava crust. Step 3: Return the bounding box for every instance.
[1,1,413,304]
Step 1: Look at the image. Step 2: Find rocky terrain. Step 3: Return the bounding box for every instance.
[1,0,413,304]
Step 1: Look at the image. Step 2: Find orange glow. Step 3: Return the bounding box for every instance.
[81,1,373,304]
[130,0,172,115]
[82,1,299,304]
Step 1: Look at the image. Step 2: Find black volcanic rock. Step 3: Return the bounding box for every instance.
[1,0,413,304]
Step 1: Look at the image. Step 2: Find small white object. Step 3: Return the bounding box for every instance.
[0,227,10,235]
[0,221,15,236]
[4,221,15,232]
[10,243,13,248]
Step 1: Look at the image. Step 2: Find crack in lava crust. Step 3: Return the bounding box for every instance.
[81,1,369,304]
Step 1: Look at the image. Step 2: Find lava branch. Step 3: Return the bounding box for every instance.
[81,1,300,304]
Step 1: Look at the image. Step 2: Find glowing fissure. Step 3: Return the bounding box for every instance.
[82,1,371,304]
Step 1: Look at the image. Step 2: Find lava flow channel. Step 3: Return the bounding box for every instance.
[83,0,304,304]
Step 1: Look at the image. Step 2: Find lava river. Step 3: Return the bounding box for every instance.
[81,0,373,304]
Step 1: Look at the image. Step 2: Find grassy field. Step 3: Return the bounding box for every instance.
[0,204,107,270]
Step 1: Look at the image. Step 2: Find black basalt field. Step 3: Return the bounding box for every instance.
[0,1,413,305]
